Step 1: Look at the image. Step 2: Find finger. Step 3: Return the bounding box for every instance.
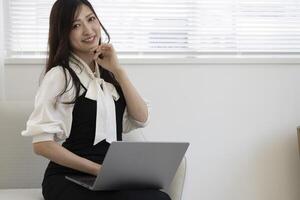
[90,45,107,56]
[98,53,104,60]
[93,49,102,60]
[89,45,101,55]
[102,44,111,50]
[93,52,102,60]
[100,44,113,54]
[105,44,114,52]
[93,47,102,54]
[100,43,111,49]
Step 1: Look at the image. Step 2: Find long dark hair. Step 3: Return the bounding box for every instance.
[45,0,117,104]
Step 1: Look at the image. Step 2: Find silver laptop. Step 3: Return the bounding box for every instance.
[65,141,189,191]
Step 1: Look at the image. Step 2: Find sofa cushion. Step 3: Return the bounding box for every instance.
[0,188,43,200]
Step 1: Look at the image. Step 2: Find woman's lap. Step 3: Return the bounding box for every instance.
[42,175,171,200]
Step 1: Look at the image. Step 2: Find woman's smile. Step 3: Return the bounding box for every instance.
[82,35,96,43]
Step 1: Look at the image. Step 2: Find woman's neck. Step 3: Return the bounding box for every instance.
[73,51,95,72]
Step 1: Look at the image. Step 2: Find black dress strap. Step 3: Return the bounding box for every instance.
[79,81,87,93]
[64,66,88,93]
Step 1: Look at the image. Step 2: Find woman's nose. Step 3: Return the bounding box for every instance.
[82,23,93,35]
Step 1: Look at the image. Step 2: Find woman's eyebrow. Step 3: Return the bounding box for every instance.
[73,13,94,23]
[85,13,94,18]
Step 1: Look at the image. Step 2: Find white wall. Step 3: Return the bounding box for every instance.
[3,62,300,200]
[0,0,5,100]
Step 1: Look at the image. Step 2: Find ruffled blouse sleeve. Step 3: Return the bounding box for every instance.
[21,67,75,143]
[122,99,151,134]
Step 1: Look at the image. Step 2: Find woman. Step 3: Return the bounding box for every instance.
[21,0,171,200]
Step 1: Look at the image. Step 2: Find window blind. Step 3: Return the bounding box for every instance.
[5,0,300,58]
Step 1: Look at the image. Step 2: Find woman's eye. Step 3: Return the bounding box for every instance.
[89,16,96,21]
[72,24,80,29]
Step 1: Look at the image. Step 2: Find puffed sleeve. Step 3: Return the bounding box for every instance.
[122,99,151,134]
[21,66,75,143]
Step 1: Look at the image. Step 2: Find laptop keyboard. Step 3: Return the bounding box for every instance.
[79,176,96,186]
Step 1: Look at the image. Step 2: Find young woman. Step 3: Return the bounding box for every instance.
[21,0,171,200]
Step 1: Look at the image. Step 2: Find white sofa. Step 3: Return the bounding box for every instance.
[0,101,186,200]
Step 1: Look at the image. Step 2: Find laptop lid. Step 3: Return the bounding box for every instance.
[91,141,189,191]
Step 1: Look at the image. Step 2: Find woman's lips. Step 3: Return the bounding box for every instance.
[82,35,96,43]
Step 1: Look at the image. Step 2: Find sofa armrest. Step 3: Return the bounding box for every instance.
[162,156,187,200]
[297,126,300,157]
[0,188,43,200]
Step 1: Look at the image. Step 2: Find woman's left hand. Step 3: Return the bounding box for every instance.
[90,43,122,74]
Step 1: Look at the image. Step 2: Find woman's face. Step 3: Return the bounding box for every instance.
[69,4,101,54]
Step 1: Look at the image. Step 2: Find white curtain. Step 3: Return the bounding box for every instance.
[0,0,5,100]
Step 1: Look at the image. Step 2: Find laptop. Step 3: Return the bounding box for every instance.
[65,141,189,191]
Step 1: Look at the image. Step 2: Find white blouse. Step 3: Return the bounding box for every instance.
[21,54,150,144]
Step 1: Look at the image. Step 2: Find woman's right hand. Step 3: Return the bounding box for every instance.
[92,164,102,176]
